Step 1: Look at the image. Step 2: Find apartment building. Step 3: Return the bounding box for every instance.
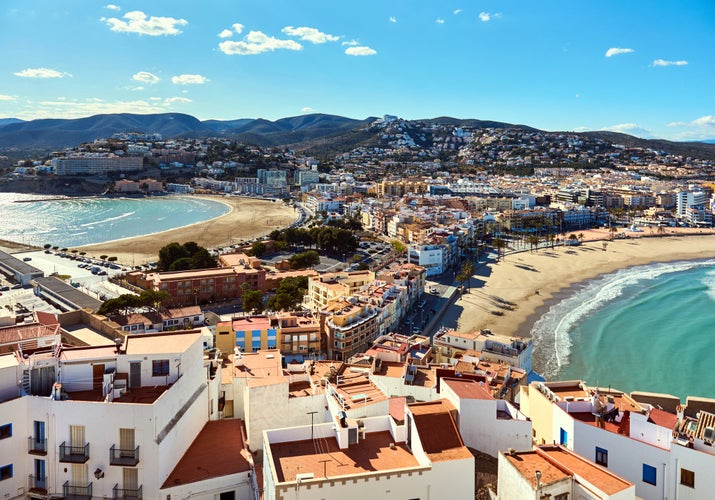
[322,299,383,361]
[433,328,533,373]
[51,155,143,176]
[497,445,635,500]
[0,330,236,500]
[520,380,715,500]
[137,265,266,307]
[304,270,376,311]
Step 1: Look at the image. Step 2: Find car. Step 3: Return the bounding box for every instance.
[11,284,22,289]
[0,286,9,292]
[22,257,31,262]
[98,271,107,276]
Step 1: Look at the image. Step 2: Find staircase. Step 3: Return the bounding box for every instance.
[21,369,31,394]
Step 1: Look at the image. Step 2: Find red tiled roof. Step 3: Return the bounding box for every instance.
[161,419,250,489]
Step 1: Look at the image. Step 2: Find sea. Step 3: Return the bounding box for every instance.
[0,192,229,248]
[531,258,715,400]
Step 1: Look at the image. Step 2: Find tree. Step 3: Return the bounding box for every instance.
[568,234,579,245]
[456,260,475,291]
[609,226,617,240]
[577,233,585,244]
[526,234,540,252]
[289,250,320,269]
[548,233,556,249]
[267,276,308,311]
[493,237,507,261]
[107,256,118,262]
[242,289,264,313]
[158,242,217,271]
[100,254,108,261]
[250,241,267,257]
[43,244,52,250]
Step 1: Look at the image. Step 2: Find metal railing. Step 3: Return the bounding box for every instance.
[109,445,140,466]
[28,436,47,454]
[113,484,143,499]
[28,474,47,491]
[62,480,92,500]
[59,442,90,463]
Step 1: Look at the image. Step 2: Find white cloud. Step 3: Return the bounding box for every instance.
[0,95,15,101]
[132,71,160,84]
[652,59,688,67]
[105,11,187,36]
[219,31,302,55]
[218,29,233,38]
[389,17,396,23]
[345,46,376,56]
[130,86,144,91]
[342,39,359,46]
[453,9,462,15]
[436,18,445,24]
[164,97,192,104]
[149,97,162,101]
[668,115,715,128]
[21,98,165,119]
[232,23,244,34]
[282,26,339,44]
[479,12,501,22]
[301,107,314,112]
[605,47,634,57]
[602,123,653,138]
[14,68,70,78]
[104,4,120,11]
[171,74,208,85]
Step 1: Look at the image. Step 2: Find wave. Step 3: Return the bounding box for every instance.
[532,259,715,379]
[80,211,135,228]
[702,269,715,302]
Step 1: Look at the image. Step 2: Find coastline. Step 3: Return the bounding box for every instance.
[449,228,715,340]
[75,195,297,265]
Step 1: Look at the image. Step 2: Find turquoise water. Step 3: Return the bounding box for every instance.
[0,193,230,247]
[531,259,715,399]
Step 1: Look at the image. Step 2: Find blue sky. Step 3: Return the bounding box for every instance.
[1,1,713,140]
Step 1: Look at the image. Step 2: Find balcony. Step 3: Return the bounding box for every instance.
[62,481,92,500]
[28,474,47,494]
[109,445,140,466]
[28,436,48,455]
[113,484,143,500]
[59,442,90,463]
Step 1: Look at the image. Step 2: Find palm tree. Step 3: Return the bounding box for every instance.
[656,225,666,237]
[609,226,617,240]
[578,233,585,245]
[548,233,556,249]
[527,234,540,252]
[568,234,579,246]
[493,237,507,261]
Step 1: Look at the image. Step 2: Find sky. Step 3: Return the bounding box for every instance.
[1,1,713,141]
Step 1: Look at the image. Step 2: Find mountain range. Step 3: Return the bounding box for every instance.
[0,112,714,161]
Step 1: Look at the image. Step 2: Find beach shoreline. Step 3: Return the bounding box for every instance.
[446,228,715,341]
[74,195,297,265]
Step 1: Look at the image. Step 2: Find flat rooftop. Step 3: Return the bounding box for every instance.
[270,431,419,483]
[124,330,201,355]
[409,400,472,462]
[162,419,250,489]
[67,385,168,404]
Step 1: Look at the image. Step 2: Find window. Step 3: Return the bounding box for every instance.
[559,427,568,445]
[643,464,657,485]
[680,468,695,488]
[152,359,170,376]
[595,447,608,467]
[554,495,569,500]
[0,464,12,481]
[0,424,11,439]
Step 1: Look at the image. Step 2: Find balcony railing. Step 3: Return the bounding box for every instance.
[113,484,143,500]
[63,481,92,500]
[59,442,90,463]
[28,474,47,492]
[28,436,48,454]
[109,445,140,466]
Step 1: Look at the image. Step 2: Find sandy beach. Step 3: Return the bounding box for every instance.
[76,196,297,265]
[446,227,715,338]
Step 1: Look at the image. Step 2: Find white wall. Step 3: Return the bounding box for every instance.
[497,452,539,500]
[669,443,715,500]
[571,417,670,500]
[371,373,437,403]
[161,471,253,500]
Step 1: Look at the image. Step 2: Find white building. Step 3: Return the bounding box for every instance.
[497,445,635,500]
[0,331,251,500]
[441,378,531,457]
[408,243,445,276]
[262,398,474,500]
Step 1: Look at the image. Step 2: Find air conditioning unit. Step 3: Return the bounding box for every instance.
[704,426,715,444]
